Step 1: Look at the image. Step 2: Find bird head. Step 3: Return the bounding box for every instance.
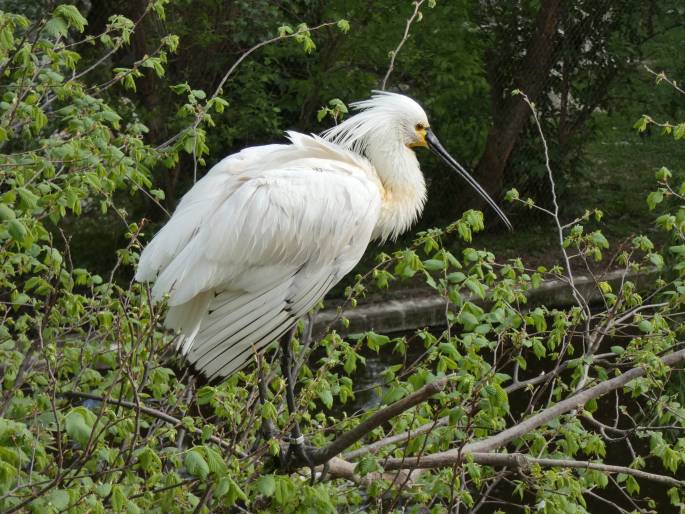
[322,91,512,231]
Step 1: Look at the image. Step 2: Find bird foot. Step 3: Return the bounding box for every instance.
[281,434,329,484]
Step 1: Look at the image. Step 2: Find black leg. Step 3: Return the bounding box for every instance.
[257,357,276,442]
[279,327,320,482]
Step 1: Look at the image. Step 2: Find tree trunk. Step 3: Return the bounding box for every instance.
[473,0,564,211]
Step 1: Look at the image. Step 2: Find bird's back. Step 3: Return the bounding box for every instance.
[136,133,381,380]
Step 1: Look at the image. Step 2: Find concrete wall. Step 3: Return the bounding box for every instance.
[313,268,659,336]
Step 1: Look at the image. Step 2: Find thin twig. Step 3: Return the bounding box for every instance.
[155,21,339,153]
[381,0,426,90]
[61,391,245,456]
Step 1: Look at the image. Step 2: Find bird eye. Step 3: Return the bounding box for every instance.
[415,123,425,131]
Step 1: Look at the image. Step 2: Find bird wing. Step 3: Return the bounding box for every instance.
[136,134,380,380]
[134,143,287,284]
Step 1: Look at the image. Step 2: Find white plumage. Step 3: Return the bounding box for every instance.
[135,92,509,381]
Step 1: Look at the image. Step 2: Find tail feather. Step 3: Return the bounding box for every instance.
[201,311,294,380]
[164,291,212,354]
[191,290,284,366]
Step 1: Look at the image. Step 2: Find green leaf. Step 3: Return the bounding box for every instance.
[47,489,70,510]
[646,190,664,210]
[343,352,357,374]
[637,320,652,333]
[656,167,672,181]
[112,485,126,512]
[225,476,247,505]
[203,446,227,475]
[214,476,230,497]
[95,482,112,497]
[318,387,333,409]
[633,115,649,132]
[274,476,295,505]
[7,219,27,242]
[355,455,381,476]
[278,25,293,37]
[0,204,15,221]
[127,500,141,514]
[667,487,680,506]
[65,411,92,447]
[626,474,640,495]
[438,342,459,360]
[261,400,277,421]
[47,489,71,510]
[504,188,519,201]
[366,332,390,352]
[382,385,406,404]
[184,448,209,479]
[675,123,685,140]
[649,253,664,270]
[447,272,466,283]
[17,187,39,210]
[337,19,350,33]
[458,311,479,329]
[44,17,69,37]
[423,259,446,271]
[136,446,161,473]
[464,278,487,299]
[590,231,609,249]
[254,475,276,497]
[54,4,88,32]
[532,340,546,359]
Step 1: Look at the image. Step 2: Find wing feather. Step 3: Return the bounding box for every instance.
[190,281,293,363]
[196,270,337,381]
[201,312,293,380]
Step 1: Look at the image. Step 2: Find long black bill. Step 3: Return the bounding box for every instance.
[426,129,513,231]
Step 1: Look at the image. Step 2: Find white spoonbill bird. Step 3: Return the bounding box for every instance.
[135,91,511,382]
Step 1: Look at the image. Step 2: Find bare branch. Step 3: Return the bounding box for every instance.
[344,350,616,461]
[155,21,339,153]
[381,349,685,466]
[344,417,449,461]
[380,0,426,90]
[435,452,684,489]
[644,65,685,96]
[328,448,684,489]
[322,457,417,485]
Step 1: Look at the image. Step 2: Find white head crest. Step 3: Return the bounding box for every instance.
[321,91,429,154]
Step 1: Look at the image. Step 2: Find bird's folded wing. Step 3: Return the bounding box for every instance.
[136,144,380,379]
[134,143,286,285]
[149,165,377,304]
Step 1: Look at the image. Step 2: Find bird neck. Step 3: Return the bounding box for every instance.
[366,137,427,241]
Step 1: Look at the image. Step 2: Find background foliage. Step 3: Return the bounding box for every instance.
[2,1,685,512]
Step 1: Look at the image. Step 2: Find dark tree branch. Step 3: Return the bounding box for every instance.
[307,377,448,465]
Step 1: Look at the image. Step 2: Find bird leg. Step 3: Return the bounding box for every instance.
[279,328,328,482]
[257,357,276,442]
[250,355,281,467]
